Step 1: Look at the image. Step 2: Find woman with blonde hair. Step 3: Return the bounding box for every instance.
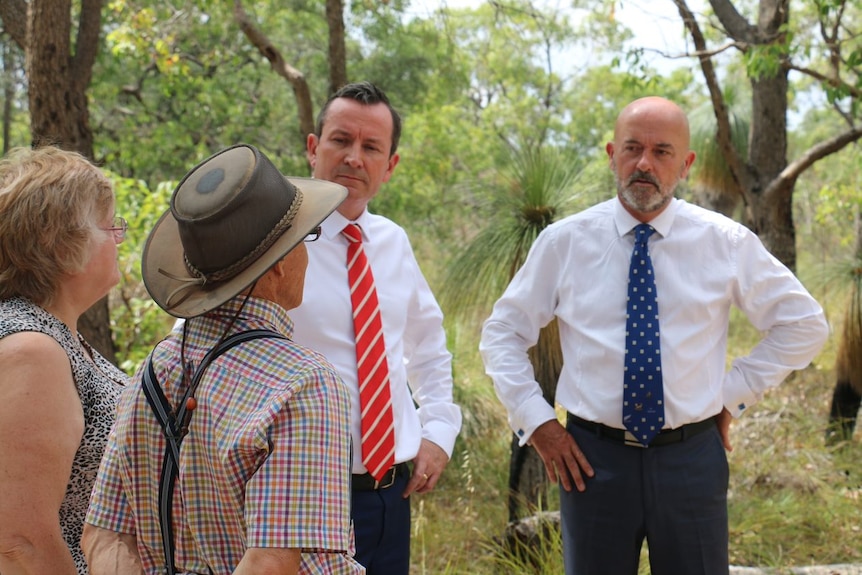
[0,146,127,575]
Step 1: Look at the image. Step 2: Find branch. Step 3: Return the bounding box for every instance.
[120,62,159,105]
[73,0,104,91]
[0,0,27,49]
[682,40,744,59]
[783,63,862,100]
[708,0,759,43]
[233,0,315,143]
[765,125,862,199]
[673,0,747,197]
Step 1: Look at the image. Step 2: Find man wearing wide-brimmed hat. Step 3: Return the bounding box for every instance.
[82,144,365,575]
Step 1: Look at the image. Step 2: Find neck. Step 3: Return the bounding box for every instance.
[337,201,368,222]
[41,293,81,338]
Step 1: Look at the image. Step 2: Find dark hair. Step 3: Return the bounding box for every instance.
[315,81,402,156]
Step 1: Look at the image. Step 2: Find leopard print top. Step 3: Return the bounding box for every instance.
[0,297,126,575]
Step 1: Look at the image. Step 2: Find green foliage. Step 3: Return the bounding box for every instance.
[786,0,861,119]
[688,88,750,195]
[109,174,175,374]
[742,26,792,81]
[793,106,862,259]
[91,1,331,186]
[440,144,588,318]
[0,41,29,151]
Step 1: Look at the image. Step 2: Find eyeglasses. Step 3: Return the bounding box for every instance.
[304,226,321,242]
[102,216,128,244]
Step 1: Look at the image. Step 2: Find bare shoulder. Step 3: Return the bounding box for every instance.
[0,331,81,425]
[0,330,71,380]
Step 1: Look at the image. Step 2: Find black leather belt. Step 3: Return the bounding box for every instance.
[352,462,408,491]
[568,413,716,448]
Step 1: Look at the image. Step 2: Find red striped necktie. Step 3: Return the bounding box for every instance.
[342,223,396,481]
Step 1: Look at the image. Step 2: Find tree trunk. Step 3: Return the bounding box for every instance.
[2,41,19,154]
[743,68,796,269]
[25,0,117,364]
[325,0,348,94]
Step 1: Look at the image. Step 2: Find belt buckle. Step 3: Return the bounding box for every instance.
[623,430,648,448]
[373,467,396,489]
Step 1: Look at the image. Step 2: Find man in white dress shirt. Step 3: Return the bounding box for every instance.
[289,81,462,575]
[480,96,829,575]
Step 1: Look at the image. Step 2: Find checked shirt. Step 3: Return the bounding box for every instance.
[86,297,362,574]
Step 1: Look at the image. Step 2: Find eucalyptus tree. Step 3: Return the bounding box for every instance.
[660,0,862,270]
[0,0,116,363]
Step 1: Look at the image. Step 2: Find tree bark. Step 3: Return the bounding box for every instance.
[2,41,20,155]
[745,68,794,267]
[325,0,348,94]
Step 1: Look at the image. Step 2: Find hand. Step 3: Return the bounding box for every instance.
[715,407,733,452]
[402,439,449,498]
[529,419,594,492]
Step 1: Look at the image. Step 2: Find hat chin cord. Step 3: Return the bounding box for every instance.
[160,268,207,310]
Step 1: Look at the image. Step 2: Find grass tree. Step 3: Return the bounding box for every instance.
[688,93,750,220]
[441,144,584,522]
[826,212,862,444]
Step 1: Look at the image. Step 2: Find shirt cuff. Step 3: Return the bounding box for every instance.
[422,419,460,458]
[511,396,558,446]
[723,367,759,418]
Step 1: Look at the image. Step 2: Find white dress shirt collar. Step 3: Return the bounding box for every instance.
[613,196,678,239]
[322,209,377,242]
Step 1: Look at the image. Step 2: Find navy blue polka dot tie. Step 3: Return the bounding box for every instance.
[623,224,664,446]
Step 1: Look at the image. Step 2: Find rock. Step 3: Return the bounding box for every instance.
[730,565,862,575]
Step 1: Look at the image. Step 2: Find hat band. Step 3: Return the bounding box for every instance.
[159,188,304,310]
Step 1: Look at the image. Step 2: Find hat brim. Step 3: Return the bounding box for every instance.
[142,176,346,318]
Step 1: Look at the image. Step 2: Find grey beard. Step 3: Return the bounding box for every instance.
[616,173,676,214]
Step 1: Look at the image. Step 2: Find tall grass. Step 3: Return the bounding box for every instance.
[409,307,861,574]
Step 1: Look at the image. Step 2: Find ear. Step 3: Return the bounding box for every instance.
[680,150,696,179]
[271,257,288,279]
[306,134,319,170]
[605,142,615,169]
[381,152,400,184]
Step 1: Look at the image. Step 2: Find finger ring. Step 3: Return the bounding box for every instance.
[422,473,429,480]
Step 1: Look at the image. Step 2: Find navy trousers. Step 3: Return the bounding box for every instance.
[351,465,411,575]
[560,419,729,575]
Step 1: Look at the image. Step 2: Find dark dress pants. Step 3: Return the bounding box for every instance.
[351,465,411,575]
[560,419,729,575]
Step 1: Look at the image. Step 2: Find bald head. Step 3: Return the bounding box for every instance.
[606,97,696,221]
[614,97,692,151]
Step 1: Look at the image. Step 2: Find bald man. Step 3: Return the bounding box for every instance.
[480,97,828,575]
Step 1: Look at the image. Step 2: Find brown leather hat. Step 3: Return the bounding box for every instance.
[142,144,346,318]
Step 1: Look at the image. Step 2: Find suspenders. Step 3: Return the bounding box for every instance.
[141,329,285,575]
